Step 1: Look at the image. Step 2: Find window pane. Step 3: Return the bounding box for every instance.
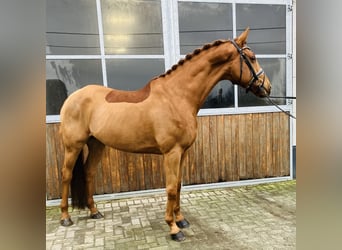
[102,0,163,55]
[178,2,233,55]
[236,4,286,54]
[106,59,164,90]
[201,81,234,109]
[46,0,100,55]
[46,59,103,115]
[238,58,286,107]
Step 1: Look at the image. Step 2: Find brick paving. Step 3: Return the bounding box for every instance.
[46,180,296,249]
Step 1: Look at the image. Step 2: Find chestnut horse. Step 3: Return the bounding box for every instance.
[58,28,271,241]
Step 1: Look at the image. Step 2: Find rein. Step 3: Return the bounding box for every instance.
[265,95,296,119]
[230,39,296,119]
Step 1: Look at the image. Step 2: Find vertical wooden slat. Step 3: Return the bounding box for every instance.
[195,117,203,184]
[238,115,246,179]
[251,113,259,178]
[126,153,136,191]
[246,113,254,178]
[201,116,211,183]
[95,157,104,195]
[266,113,274,177]
[52,124,64,189]
[101,146,112,194]
[118,152,129,192]
[151,154,162,188]
[231,114,239,180]
[136,153,145,190]
[217,115,226,182]
[259,113,267,178]
[46,124,58,199]
[280,114,290,176]
[209,116,218,183]
[272,112,280,176]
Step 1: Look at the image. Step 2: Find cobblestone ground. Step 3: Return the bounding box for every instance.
[46,180,296,249]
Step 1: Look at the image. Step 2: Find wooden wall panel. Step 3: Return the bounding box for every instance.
[46,112,290,199]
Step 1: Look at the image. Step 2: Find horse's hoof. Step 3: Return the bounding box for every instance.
[176,219,190,229]
[90,211,104,219]
[171,231,185,242]
[60,218,73,227]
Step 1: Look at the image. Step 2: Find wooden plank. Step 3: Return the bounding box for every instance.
[201,116,211,183]
[195,117,203,184]
[46,124,58,199]
[216,115,226,182]
[126,153,137,191]
[224,115,233,181]
[52,124,63,189]
[246,113,254,178]
[258,113,267,178]
[143,154,152,189]
[266,113,274,177]
[118,152,129,192]
[151,154,162,188]
[209,116,218,183]
[136,153,145,190]
[101,146,112,194]
[110,148,121,193]
[251,113,259,178]
[238,115,247,179]
[279,114,290,176]
[94,153,104,195]
[182,146,191,185]
[272,112,280,176]
[231,114,239,180]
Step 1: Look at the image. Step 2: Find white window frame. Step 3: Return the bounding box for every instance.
[46,0,294,123]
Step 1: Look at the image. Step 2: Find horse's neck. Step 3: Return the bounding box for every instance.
[161,42,235,114]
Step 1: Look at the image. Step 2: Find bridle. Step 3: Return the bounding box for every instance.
[230,39,265,94]
[230,39,296,119]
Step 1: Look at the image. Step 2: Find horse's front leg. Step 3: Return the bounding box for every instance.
[164,147,186,241]
[174,153,190,229]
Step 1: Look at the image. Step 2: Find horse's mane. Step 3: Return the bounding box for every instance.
[157,39,228,79]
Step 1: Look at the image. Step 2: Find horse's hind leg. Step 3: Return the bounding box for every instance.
[84,137,105,219]
[60,146,82,226]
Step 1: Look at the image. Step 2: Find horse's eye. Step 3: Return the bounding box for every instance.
[250,55,256,61]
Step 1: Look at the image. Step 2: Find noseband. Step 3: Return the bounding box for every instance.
[230,39,265,93]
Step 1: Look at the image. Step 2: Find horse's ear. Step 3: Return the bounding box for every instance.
[235,27,250,47]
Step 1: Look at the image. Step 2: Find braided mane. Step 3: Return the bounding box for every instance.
[158,39,228,78]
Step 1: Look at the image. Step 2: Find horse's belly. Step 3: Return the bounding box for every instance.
[92,127,162,154]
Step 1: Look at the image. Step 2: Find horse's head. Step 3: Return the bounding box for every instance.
[229,27,271,97]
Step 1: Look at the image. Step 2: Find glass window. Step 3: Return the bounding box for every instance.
[201,81,235,109]
[236,4,286,54]
[46,59,103,115]
[238,58,286,107]
[106,59,165,90]
[46,0,100,55]
[178,2,233,55]
[101,0,164,55]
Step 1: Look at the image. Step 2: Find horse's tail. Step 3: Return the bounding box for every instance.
[70,150,87,209]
